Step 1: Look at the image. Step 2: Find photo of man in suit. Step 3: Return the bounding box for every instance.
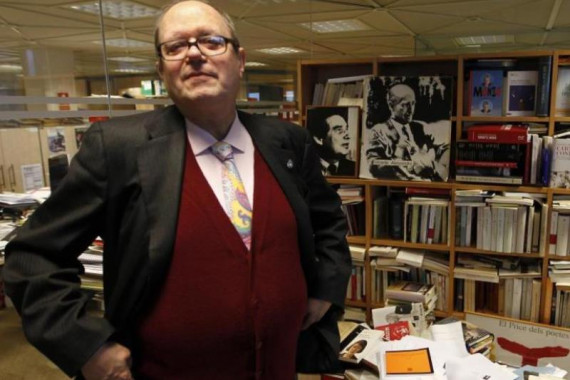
[306,106,358,177]
[4,1,351,379]
[364,81,450,181]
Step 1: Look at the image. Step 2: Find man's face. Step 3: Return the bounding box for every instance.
[324,114,350,156]
[389,85,416,125]
[156,1,245,107]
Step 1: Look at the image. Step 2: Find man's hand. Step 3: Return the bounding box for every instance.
[81,342,133,380]
[302,298,332,330]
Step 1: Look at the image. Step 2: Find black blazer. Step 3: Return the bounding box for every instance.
[4,106,351,377]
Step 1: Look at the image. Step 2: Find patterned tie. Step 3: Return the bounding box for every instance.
[211,141,252,250]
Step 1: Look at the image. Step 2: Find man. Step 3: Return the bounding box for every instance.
[366,83,448,181]
[308,108,355,176]
[4,1,351,379]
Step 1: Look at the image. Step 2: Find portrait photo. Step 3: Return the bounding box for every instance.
[306,106,360,177]
[359,76,452,182]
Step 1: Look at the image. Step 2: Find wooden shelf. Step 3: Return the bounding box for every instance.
[455,247,544,259]
[301,50,570,328]
[371,239,451,252]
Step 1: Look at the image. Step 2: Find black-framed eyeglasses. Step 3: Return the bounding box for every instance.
[157,35,239,60]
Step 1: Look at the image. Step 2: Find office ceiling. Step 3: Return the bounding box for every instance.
[0,0,569,77]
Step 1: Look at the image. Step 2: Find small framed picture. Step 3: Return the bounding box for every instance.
[305,106,360,177]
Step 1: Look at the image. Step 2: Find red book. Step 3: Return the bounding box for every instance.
[375,321,411,341]
[455,160,518,168]
[468,125,528,144]
[405,187,449,196]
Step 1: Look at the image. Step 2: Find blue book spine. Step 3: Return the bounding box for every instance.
[540,146,551,185]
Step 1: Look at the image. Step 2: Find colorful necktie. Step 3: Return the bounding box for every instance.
[211,141,252,250]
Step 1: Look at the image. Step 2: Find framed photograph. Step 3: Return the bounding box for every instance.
[305,106,360,178]
[359,76,452,182]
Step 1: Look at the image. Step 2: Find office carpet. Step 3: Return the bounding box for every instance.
[0,307,67,379]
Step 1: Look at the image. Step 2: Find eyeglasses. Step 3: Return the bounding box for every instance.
[157,35,238,60]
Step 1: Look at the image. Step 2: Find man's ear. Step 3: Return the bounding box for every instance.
[238,47,246,78]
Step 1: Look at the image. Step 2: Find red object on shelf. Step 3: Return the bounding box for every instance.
[468,125,528,144]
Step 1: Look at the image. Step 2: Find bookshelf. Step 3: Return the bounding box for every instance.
[298,50,570,328]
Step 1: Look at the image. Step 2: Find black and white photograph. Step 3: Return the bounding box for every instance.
[359,76,452,181]
[306,106,360,177]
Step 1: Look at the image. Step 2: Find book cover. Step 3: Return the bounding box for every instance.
[360,76,452,181]
[549,138,570,188]
[555,67,570,116]
[374,321,412,341]
[385,281,435,303]
[339,328,384,364]
[469,70,504,116]
[467,124,528,144]
[505,71,539,116]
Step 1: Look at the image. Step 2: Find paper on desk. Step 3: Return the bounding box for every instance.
[545,363,568,379]
[446,353,517,380]
[376,336,452,380]
[429,321,469,356]
[528,375,566,380]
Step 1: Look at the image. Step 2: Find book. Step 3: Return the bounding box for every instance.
[374,321,412,341]
[467,124,528,144]
[549,138,570,188]
[339,328,384,364]
[504,70,538,116]
[468,70,504,116]
[536,56,553,117]
[385,281,436,304]
[555,67,570,116]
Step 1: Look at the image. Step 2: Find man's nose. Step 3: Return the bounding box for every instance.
[186,43,204,59]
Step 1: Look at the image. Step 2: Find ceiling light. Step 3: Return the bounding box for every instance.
[108,56,147,62]
[245,62,268,67]
[299,19,370,33]
[0,64,22,72]
[95,38,153,49]
[113,67,150,73]
[64,1,159,20]
[257,47,302,55]
[455,35,514,46]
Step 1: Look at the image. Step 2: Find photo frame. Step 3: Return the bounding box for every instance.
[305,105,360,178]
[359,76,452,182]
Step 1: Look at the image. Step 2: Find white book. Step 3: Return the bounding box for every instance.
[525,205,536,253]
[503,207,515,253]
[550,211,559,254]
[530,134,541,185]
[395,249,424,267]
[491,206,499,251]
[512,278,523,319]
[549,138,570,189]
[515,206,528,253]
[483,206,493,251]
[427,204,437,244]
[539,202,549,256]
[496,207,506,253]
[556,215,570,256]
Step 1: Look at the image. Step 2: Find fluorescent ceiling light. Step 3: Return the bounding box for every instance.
[0,64,22,72]
[257,47,302,55]
[245,62,268,67]
[299,19,370,33]
[455,35,514,46]
[113,67,150,73]
[65,1,159,20]
[108,56,147,62]
[95,38,153,49]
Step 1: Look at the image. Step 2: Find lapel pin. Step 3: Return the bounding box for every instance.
[286,159,294,169]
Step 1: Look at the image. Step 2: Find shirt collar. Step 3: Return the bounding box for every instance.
[185,112,249,155]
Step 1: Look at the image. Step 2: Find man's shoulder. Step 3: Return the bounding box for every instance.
[238,111,308,140]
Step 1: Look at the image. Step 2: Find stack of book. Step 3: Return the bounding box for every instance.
[385,281,437,317]
[347,245,366,302]
[78,238,104,312]
[337,185,365,236]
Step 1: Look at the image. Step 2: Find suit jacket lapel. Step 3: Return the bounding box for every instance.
[137,106,186,287]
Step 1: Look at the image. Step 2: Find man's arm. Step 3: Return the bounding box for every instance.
[4,123,116,377]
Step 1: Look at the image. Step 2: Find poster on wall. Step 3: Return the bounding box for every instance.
[359,76,452,182]
[21,164,44,192]
[305,106,360,177]
[466,312,570,372]
[47,127,66,154]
